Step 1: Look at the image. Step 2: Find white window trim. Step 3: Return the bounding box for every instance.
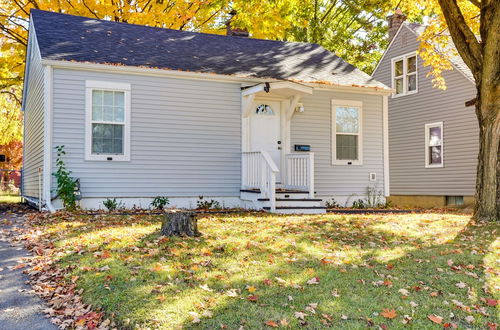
[331,99,363,166]
[391,51,418,98]
[424,121,444,168]
[85,80,131,161]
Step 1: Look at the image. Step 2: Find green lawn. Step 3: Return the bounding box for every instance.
[29,211,499,329]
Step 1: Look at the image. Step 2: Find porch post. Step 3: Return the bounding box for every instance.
[308,152,314,198]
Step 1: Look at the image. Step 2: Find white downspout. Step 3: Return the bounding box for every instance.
[382,95,390,197]
[43,65,55,213]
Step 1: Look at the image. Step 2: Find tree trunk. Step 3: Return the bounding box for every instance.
[161,211,201,237]
[474,91,500,222]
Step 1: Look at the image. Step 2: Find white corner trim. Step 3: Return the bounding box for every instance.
[424,121,444,168]
[43,65,55,213]
[85,80,131,162]
[331,99,363,166]
[382,95,390,196]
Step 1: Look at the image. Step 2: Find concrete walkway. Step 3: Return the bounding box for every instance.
[0,207,57,330]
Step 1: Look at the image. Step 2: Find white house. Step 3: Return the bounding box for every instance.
[22,10,392,213]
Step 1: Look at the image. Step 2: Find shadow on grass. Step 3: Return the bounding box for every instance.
[46,213,498,329]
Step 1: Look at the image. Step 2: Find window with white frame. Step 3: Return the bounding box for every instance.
[392,53,417,96]
[85,80,131,161]
[332,100,363,165]
[425,122,443,168]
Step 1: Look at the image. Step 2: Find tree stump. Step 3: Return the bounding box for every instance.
[161,210,201,237]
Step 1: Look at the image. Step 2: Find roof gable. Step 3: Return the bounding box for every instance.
[372,22,474,84]
[31,9,388,90]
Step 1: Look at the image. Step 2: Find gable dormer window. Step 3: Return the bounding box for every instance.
[392,53,417,96]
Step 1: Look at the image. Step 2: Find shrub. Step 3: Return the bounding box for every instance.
[52,145,78,211]
[103,198,124,212]
[196,196,221,210]
[352,199,367,209]
[325,198,340,208]
[150,196,169,210]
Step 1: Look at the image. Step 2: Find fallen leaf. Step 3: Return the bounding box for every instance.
[247,286,256,293]
[264,320,279,327]
[306,277,320,285]
[247,295,258,302]
[381,309,397,319]
[398,288,409,296]
[294,311,307,320]
[465,315,474,323]
[428,314,443,324]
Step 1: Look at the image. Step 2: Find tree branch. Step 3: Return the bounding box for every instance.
[437,0,483,80]
[1,91,22,106]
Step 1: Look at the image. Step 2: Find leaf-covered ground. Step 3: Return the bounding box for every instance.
[24,211,499,329]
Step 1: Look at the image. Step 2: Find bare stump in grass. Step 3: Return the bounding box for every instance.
[161,210,201,237]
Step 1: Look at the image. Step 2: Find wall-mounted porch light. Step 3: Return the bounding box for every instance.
[295,102,305,113]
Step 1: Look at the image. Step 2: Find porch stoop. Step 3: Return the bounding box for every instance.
[241,189,327,214]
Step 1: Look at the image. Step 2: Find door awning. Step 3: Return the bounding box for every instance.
[241,81,313,98]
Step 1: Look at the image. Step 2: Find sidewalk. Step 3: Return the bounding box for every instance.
[0,207,57,330]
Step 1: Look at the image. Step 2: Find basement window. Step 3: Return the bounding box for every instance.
[446,196,464,206]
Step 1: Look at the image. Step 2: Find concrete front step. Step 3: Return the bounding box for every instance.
[240,189,325,214]
[258,198,322,208]
[262,206,327,214]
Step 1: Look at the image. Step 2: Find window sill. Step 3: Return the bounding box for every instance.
[85,154,130,162]
[333,160,363,166]
[391,90,418,98]
[425,164,443,168]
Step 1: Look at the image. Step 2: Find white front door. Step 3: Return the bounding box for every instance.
[250,100,281,181]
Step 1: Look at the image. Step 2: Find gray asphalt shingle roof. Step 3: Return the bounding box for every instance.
[31,9,388,90]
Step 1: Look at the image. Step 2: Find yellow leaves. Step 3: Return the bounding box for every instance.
[247,285,257,293]
[150,262,168,273]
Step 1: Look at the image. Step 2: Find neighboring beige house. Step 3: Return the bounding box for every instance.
[372,11,478,208]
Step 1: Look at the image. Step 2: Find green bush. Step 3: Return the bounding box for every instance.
[150,196,169,210]
[52,145,78,211]
[196,196,221,210]
[103,198,124,212]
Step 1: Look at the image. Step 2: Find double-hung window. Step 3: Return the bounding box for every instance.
[332,100,363,165]
[85,80,131,161]
[392,53,417,96]
[425,122,443,168]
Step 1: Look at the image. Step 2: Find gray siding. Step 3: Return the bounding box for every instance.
[292,90,385,197]
[22,27,45,198]
[372,25,478,196]
[51,69,241,198]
